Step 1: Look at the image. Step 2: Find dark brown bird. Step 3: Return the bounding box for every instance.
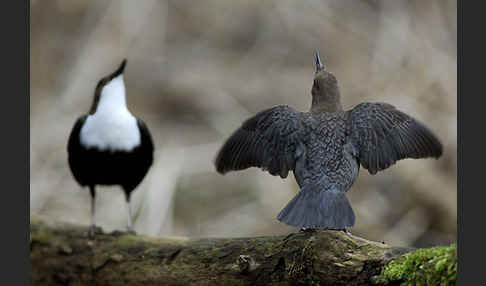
[214,50,443,230]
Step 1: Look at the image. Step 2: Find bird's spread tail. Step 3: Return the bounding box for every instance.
[277,189,355,229]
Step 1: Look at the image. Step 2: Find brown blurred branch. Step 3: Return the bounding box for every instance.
[30,216,414,285]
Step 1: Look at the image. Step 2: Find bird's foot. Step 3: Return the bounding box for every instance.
[110,228,136,236]
[85,225,103,239]
[342,228,352,235]
[126,227,136,235]
[300,227,317,233]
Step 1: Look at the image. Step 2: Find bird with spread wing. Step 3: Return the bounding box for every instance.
[214,50,443,231]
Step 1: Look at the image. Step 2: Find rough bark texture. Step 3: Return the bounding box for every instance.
[30,216,416,286]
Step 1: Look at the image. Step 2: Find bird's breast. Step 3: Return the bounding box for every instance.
[79,111,141,152]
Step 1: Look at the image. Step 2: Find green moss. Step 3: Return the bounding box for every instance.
[376,244,456,286]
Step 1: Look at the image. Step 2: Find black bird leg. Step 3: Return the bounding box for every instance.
[88,186,96,238]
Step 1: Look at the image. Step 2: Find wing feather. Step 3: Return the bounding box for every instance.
[346,102,443,174]
[215,105,305,178]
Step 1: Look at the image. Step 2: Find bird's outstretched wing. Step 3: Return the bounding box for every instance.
[215,105,305,178]
[346,102,443,175]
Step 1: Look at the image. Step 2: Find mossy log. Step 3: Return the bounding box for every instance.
[31,216,447,285]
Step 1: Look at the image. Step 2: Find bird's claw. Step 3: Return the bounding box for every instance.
[341,228,352,235]
[126,228,136,235]
[86,225,103,239]
[300,227,317,233]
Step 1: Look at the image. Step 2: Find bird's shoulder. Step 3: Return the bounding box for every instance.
[134,116,151,132]
[134,117,154,149]
[241,105,304,131]
[345,102,396,118]
[68,115,89,140]
[67,114,89,153]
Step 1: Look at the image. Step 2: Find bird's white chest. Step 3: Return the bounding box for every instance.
[80,111,141,152]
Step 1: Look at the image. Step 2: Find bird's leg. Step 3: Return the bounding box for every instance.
[88,186,96,238]
[341,228,352,235]
[124,192,135,234]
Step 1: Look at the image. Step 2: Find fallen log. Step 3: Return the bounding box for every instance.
[30,216,455,285]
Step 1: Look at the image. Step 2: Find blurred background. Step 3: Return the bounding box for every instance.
[30,0,456,248]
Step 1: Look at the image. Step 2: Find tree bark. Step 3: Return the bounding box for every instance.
[30,216,415,285]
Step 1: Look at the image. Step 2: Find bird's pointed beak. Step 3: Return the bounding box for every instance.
[314,49,324,72]
[110,59,127,79]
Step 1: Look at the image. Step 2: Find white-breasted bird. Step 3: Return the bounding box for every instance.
[67,59,154,237]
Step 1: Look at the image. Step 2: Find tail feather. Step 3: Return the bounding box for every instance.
[277,189,355,229]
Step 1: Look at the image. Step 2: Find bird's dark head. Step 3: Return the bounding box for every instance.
[89,59,127,114]
[310,50,342,113]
